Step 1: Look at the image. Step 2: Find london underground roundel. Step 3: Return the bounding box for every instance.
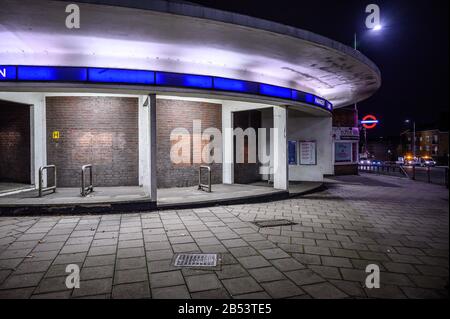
[361,115,379,129]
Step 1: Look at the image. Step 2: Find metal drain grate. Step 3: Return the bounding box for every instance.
[253,219,297,228]
[174,253,218,267]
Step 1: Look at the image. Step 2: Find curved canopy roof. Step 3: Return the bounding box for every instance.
[0,0,381,108]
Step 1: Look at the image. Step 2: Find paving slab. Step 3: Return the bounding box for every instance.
[0,174,447,299]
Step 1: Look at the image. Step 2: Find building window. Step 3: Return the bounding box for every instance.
[426,145,430,152]
[433,146,438,155]
[426,136,431,143]
[419,136,423,142]
[433,135,439,144]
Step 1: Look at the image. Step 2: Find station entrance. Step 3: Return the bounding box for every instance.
[0,99,31,194]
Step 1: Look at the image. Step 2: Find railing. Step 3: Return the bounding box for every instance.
[81,164,94,197]
[38,165,57,197]
[267,166,273,185]
[359,164,449,187]
[198,166,212,193]
[358,164,406,177]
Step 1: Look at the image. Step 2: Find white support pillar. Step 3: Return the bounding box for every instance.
[139,94,157,201]
[31,95,47,187]
[222,105,234,184]
[139,96,149,192]
[273,106,288,190]
[149,94,157,201]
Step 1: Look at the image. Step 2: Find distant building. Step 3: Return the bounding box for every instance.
[400,129,449,165]
[366,136,400,162]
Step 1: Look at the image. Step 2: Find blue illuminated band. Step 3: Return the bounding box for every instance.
[360,120,379,124]
[0,65,332,111]
[89,68,154,84]
[156,72,212,89]
[259,83,291,99]
[213,77,259,94]
[17,66,87,81]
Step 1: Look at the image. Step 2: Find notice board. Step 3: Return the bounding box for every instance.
[299,141,317,165]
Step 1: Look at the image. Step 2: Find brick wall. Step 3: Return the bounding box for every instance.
[46,96,138,187]
[333,108,358,127]
[156,99,222,188]
[0,101,30,183]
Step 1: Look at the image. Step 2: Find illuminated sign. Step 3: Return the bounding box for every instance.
[361,115,379,129]
[52,131,60,140]
[0,65,333,112]
[0,66,17,80]
[314,97,326,107]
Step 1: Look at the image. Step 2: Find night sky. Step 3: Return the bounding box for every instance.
[188,0,449,137]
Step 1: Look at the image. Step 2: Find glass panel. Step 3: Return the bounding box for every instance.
[288,141,297,165]
[335,142,352,163]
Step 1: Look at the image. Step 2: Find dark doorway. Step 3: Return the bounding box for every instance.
[233,110,262,184]
[0,100,31,184]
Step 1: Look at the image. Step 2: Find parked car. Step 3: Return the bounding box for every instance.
[371,159,383,166]
[405,158,420,166]
[420,158,436,167]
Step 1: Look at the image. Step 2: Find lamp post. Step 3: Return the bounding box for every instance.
[354,26,382,158]
[405,119,416,160]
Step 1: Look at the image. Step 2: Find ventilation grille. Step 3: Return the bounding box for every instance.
[253,219,297,228]
[174,253,218,267]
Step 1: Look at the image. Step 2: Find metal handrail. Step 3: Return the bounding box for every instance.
[38,165,57,197]
[81,164,94,197]
[198,166,212,193]
[399,165,410,178]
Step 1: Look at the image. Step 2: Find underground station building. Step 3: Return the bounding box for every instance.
[0,0,381,213]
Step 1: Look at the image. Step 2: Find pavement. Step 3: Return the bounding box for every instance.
[0,182,323,215]
[0,173,448,299]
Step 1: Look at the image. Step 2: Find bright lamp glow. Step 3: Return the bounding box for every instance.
[373,25,382,31]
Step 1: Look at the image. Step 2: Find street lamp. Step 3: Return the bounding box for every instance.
[373,24,383,31]
[353,27,382,159]
[405,119,416,160]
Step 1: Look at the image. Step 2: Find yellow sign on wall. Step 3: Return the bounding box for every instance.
[52,131,60,140]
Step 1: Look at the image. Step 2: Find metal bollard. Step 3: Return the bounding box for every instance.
[81,164,94,196]
[445,168,449,189]
[198,166,211,193]
[38,165,57,197]
[412,165,416,180]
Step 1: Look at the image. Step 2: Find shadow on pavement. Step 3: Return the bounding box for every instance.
[325,175,402,188]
